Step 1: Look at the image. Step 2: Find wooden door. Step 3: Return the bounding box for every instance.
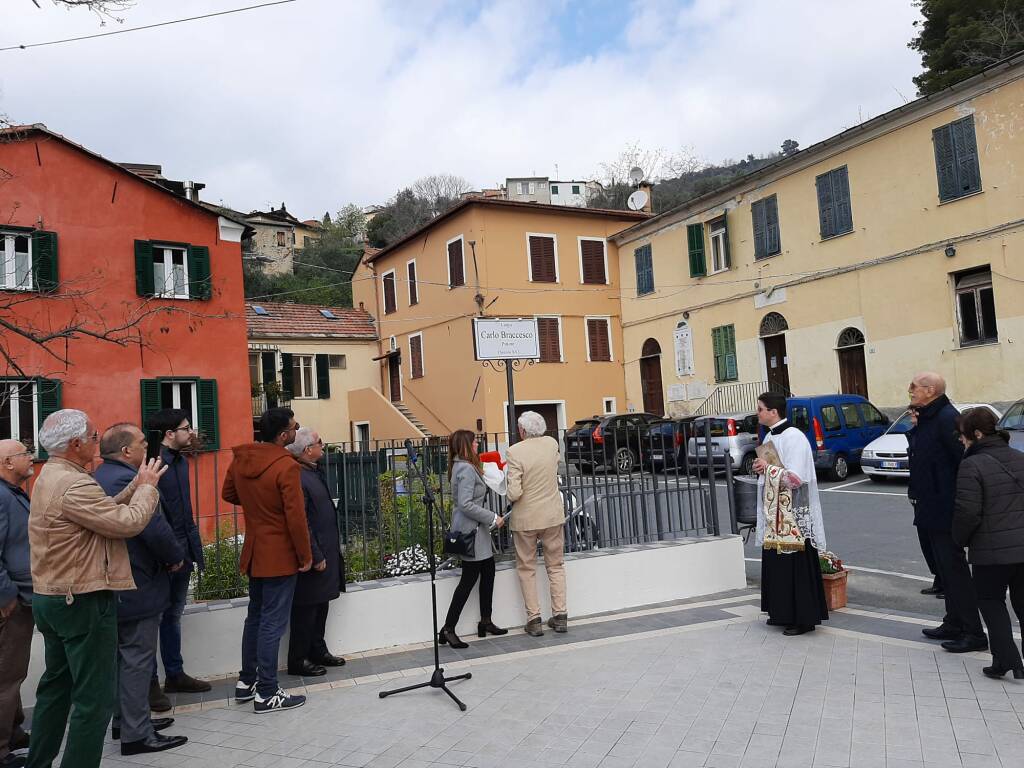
[838,345,868,397]
[640,355,665,416]
[763,334,791,394]
[388,354,402,402]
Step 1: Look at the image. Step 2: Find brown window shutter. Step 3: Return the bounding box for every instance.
[383,272,397,314]
[410,335,423,378]
[588,319,610,361]
[407,262,418,305]
[537,318,560,362]
[529,236,556,282]
[448,240,464,287]
[581,240,606,284]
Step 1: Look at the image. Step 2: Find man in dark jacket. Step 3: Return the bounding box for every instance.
[907,372,986,652]
[145,408,210,708]
[95,424,187,757]
[285,428,345,677]
[0,439,35,768]
[222,408,312,714]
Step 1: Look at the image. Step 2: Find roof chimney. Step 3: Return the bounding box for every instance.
[639,182,654,213]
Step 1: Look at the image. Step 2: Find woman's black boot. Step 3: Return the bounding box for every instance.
[441,626,468,649]
[478,618,508,637]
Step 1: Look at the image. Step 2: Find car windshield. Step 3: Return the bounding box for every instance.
[999,403,1024,430]
[648,421,676,436]
[886,411,915,434]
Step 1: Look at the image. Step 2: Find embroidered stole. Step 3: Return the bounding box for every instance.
[762,464,806,553]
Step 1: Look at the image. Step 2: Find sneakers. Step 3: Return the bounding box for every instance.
[234,679,257,703]
[254,688,306,714]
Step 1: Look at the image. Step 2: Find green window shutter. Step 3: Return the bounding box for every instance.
[687,223,706,277]
[140,379,162,442]
[724,325,737,380]
[816,172,835,238]
[933,123,957,201]
[765,196,781,255]
[197,379,220,450]
[134,240,155,297]
[35,377,62,460]
[751,200,766,259]
[315,354,331,399]
[711,327,724,382]
[280,353,294,400]
[187,245,211,299]
[952,116,981,196]
[834,167,853,234]
[32,230,59,293]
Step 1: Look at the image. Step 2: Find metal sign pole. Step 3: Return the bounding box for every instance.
[506,361,518,445]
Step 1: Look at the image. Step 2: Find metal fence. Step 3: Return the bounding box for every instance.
[188,424,737,600]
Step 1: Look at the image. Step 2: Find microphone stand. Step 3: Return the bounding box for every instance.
[378,444,471,711]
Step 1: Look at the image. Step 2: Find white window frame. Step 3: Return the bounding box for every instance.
[353,421,370,449]
[709,224,728,275]
[603,397,617,415]
[446,235,466,289]
[535,315,564,363]
[160,380,199,429]
[381,268,397,314]
[152,244,190,299]
[0,379,39,453]
[584,315,614,362]
[328,354,347,369]
[576,236,609,285]
[406,258,418,305]
[526,232,560,283]
[0,231,33,291]
[954,268,998,347]
[519,181,530,195]
[292,354,317,398]
[408,332,425,379]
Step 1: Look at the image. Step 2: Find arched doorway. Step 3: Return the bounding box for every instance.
[759,312,790,394]
[640,338,665,416]
[836,327,868,397]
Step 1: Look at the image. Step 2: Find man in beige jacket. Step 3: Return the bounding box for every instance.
[506,411,567,636]
[27,409,165,768]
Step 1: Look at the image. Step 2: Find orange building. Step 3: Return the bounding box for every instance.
[0,124,252,539]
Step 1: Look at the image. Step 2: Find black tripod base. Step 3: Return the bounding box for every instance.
[378,667,472,711]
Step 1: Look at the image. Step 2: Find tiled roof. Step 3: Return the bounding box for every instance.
[246,302,377,340]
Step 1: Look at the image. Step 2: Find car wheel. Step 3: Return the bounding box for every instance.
[829,454,849,481]
[614,448,636,474]
[740,453,755,476]
[868,474,886,483]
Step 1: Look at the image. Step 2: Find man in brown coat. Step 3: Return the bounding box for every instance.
[507,411,568,636]
[222,408,312,714]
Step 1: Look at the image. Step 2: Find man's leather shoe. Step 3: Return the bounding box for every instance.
[287,660,326,677]
[120,732,188,755]
[163,672,212,693]
[524,617,544,637]
[9,730,28,750]
[920,586,943,595]
[0,754,26,767]
[783,626,815,636]
[941,635,988,653]
[922,625,961,640]
[312,653,346,667]
[547,614,568,633]
[112,717,174,740]
[148,678,171,712]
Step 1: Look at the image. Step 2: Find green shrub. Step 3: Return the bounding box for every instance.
[194,536,248,601]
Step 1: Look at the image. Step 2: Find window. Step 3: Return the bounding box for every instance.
[550,185,559,195]
[687,223,706,277]
[528,234,557,283]
[579,238,607,284]
[840,403,862,428]
[821,405,841,431]
[328,354,347,369]
[382,270,397,314]
[519,181,530,195]
[0,231,32,290]
[407,260,418,305]
[134,241,210,300]
[140,378,218,450]
[708,216,730,274]
[447,236,465,288]
[751,195,781,259]
[536,317,562,362]
[586,317,612,362]
[0,379,60,458]
[572,185,581,195]
[276,231,286,247]
[635,244,654,296]
[303,236,312,248]
[409,333,424,378]
[603,398,616,415]
[248,352,260,387]
[790,406,810,432]
[711,325,737,382]
[860,403,888,427]
[152,245,189,299]
[674,320,694,376]
[816,166,853,239]
[954,267,997,346]
[934,115,981,202]
[292,355,316,398]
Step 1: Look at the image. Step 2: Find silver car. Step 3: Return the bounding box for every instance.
[686,412,760,475]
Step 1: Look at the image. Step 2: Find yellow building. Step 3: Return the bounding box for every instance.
[613,53,1024,417]
[246,302,382,444]
[351,198,647,439]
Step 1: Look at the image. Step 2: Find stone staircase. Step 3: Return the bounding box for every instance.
[395,401,433,437]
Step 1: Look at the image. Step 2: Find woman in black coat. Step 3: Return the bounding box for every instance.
[285,428,346,677]
[952,407,1024,679]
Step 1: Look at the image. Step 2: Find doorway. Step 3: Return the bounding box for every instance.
[837,327,868,397]
[388,353,402,402]
[759,312,791,395]
[514,402,559,438]
[639,338,664,416]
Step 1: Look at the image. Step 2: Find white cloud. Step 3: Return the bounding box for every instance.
[0,0,923,217]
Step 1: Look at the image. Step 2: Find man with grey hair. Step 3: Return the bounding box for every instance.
[26,409,166,768]
[506,411,568,636]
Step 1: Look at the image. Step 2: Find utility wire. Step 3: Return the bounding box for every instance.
[2,0,297,52]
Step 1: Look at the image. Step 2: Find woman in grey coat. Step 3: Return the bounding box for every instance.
[439,430,508,649]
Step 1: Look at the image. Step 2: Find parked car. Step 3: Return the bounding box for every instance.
[641,417,700,472]
[861,402,1002,481]
[686,412,760,476]
[565,413,662,473]
[785,394,890,481]
[997,398,1024,453]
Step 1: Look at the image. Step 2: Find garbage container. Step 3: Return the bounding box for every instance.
[733,475,759,526]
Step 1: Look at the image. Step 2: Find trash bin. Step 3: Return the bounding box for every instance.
[733,475,759,526]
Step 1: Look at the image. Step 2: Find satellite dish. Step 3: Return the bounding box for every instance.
[627,189,649,211]
[628,166,645,184]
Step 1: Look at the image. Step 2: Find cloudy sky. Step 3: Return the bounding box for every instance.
[2,0,924,219]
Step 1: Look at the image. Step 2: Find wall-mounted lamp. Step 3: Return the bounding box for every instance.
[945,244,956,258]
[683,311,690,319]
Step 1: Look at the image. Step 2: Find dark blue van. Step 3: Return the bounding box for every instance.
[784,394,891,481]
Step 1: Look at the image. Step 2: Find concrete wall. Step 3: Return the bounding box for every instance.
[347,387,426,441]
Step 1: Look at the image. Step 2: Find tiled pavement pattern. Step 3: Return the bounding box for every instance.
[86,589,1024,767]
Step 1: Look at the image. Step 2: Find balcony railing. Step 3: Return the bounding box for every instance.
[251,383,291,418]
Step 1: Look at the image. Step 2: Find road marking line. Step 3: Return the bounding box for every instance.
[744,557,931,582]
[828,478,870,490]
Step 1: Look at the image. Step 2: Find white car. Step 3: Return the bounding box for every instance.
[860,402,1002,481]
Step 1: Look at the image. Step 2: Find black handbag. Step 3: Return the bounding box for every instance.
[442,527,475,558]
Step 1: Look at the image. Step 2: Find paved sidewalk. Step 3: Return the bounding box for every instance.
[90,590,1024,767]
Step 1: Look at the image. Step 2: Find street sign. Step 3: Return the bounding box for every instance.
[473,317,539,361]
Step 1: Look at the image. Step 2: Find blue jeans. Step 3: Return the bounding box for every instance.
[240,575,297,698]
[157,569,190,678]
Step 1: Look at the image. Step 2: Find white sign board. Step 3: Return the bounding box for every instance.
[473,317,540,360]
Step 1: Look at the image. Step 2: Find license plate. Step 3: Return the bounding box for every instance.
[881,461,900,469]
[650,453,664,460]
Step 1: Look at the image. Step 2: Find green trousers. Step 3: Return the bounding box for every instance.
[27,591,117,768]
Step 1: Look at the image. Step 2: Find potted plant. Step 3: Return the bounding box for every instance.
[819,550,847,610]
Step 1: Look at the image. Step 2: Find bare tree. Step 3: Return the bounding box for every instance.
[595,141,704,187]
[957,3,1024,67]
[36,0,134,21]
[412,174,473,215]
